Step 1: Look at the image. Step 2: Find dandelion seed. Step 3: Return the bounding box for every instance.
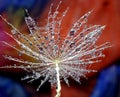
[0,1,112,97]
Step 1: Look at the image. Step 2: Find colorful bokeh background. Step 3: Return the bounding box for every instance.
[0,0,120,97]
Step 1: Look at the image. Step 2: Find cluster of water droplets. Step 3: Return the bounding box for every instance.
[0,1,111,96]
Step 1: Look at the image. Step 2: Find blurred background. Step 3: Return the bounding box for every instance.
[0,0,120,97]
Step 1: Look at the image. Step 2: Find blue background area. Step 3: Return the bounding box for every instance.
[0,76,30,97]
[91,65,120,97]
[0,0,49,15]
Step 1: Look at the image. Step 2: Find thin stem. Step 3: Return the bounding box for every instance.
[55,63,61,97]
